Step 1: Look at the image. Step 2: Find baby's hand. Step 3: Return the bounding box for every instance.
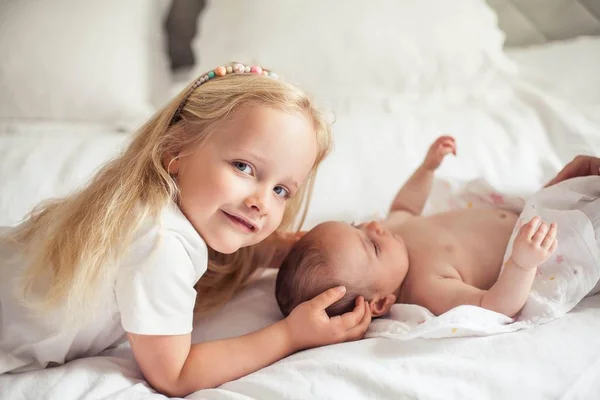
[422,135,456,171]
[284,287,371,351]
[510,216,558,269]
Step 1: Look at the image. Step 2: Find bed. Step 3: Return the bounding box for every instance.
[1,0,600,399]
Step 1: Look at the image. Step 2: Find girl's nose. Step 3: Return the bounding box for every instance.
[244,191,269,216]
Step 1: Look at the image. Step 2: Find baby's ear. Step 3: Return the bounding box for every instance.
[369,294,396,317]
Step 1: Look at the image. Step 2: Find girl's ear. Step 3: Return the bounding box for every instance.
[163,153,180,174]
[369,294,397,317]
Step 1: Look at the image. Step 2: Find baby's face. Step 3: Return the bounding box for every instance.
[310,220,409,296]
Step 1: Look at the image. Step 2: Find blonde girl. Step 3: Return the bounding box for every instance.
[0,63,372,396]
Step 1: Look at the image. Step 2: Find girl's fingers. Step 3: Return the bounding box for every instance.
[344,299,372,340]
[308,286,346,311]
[338,296,367,331]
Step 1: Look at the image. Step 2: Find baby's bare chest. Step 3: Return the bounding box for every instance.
[397,209,519,286]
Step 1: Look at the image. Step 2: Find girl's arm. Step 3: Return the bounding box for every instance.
[129,287,371,397]
[390,136,456,216]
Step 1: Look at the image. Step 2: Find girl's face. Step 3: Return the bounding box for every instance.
[168,105,318,254]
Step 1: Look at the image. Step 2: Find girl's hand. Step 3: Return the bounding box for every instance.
[284,287,372,352]
[510,217,558,269]
[422,135,456,171]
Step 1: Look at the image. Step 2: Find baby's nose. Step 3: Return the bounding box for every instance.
[366,220,384,235]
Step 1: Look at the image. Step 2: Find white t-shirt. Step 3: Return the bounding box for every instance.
[0,202,208,374]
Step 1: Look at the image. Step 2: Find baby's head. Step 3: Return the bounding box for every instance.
[276,220,409,317]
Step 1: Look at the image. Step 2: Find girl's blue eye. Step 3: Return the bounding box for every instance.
[273,186,290,199]
[233,161,253,175]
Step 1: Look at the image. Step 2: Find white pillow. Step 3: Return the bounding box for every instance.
[0,0,171,130]
[192,0,516,105]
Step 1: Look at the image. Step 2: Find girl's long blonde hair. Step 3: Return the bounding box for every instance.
[11,68,332,319]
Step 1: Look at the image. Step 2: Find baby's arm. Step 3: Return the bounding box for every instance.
[423,259,537,317]
[390,136,455,216]
[420,217,557,317]
[128,288,370,397]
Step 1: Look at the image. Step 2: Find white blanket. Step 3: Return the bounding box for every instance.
[367,176,600,340]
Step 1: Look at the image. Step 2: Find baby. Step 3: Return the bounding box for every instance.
[276,136,559,319]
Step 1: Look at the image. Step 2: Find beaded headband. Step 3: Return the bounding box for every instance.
[169,63,279,126]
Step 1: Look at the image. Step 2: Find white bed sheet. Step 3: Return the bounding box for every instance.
[197,271,600,400]
[2,38,600,399]
[2,270,600,399]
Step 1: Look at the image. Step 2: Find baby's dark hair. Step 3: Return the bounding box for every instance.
[275,230,368,317]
